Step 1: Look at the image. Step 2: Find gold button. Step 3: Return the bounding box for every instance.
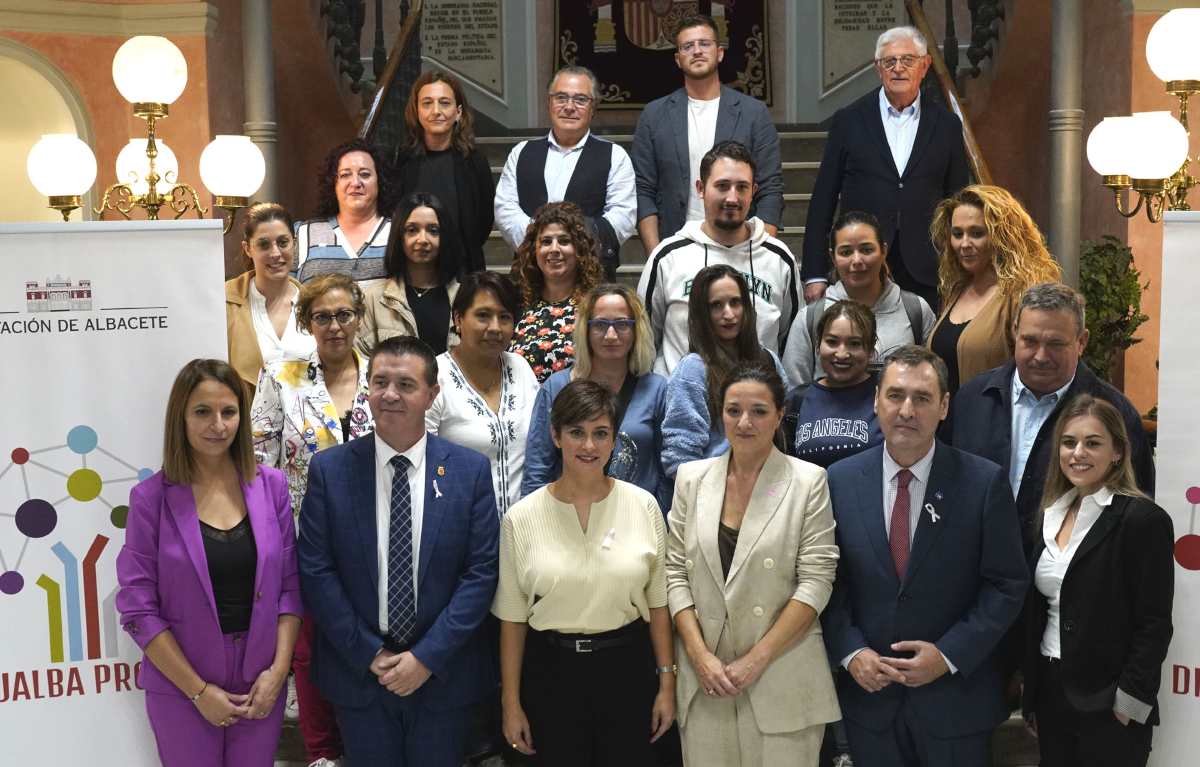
[685,558,694,569]
[752,606,764,617]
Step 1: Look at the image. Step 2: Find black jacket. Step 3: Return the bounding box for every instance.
[801,88,969,285]
[1021,494,1174,725]
[394,147,494,275]
[949,361,1155,550]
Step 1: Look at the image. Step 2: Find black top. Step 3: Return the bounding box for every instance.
[395,147,494,275]
[718,521,739,580]
[930,315,969,395]
[200,515,257,635]
[340,411,352,443]
[406,284,451,355]
[415,150,460,232]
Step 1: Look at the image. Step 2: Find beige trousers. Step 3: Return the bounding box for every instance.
[680,689,824,766]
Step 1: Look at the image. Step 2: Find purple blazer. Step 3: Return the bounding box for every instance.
[116,467,302,696]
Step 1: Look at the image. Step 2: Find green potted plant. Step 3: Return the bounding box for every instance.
[1078,235,1149,385]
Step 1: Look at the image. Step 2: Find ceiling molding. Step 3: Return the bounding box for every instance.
[0,1,217,38]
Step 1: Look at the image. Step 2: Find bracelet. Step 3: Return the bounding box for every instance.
[655,664,677,675]
[190,681,208,704]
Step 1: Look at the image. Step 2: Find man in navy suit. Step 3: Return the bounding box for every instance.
[802,26,970,311]
[823,345,1027,766]
[299,335,499,766]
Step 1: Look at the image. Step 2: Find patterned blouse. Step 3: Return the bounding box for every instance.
[425,351,540,516]
[251,349,374,520]
[509,297,577,383]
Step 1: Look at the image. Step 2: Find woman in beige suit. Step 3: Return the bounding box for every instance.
[667,362,840,765]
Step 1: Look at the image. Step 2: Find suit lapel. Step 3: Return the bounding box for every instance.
[726,449,791,584]
[853,450,897,585]
[417,435,449,591]
[695,454,728,590]
[165,482,220,626]
[903,444,952,586]
[670,92,690,192]
[863,92,900,178]
[902,99,937,179]
[1064,496,1125,580]
[244,473,270,598]
[714,88,740,142]
[349,437,379,589]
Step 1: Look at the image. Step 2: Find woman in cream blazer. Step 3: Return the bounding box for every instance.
[666,363,840,766]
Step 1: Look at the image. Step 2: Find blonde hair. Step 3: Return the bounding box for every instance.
[162,359,257,484]
[930,185,1061,302]
[571,284,655,379]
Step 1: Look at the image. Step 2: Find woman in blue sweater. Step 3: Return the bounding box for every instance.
[520,283,671,509]
[783,299,882,467]
[660,265,787,479]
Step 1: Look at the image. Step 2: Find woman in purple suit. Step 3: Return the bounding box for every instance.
[117,359,302,766]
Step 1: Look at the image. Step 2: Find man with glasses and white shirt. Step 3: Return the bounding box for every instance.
[494,65,636,280]
[802,26,969,312]
[631,13,783,253]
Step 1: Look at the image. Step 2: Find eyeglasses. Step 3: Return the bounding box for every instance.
[876,55,923,70]
[588,318,636,335]
[311,309,358,328]
[678,39,718,53]
[550,92,593,108]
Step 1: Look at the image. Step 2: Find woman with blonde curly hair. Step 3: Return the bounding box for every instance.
[928,184,1062,394]
[508,201,605,382]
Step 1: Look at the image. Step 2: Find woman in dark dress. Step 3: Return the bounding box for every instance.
[394,70,494,276]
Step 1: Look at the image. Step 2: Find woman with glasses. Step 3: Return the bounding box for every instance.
[225,203,315,396]
[357,193,461,357]
[508,202,606,383]
[249,272,374,767]
[394,71,494,276]
[425,271,540,517]
[521,284,670,511]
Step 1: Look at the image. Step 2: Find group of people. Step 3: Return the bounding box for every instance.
[113,14,1172,767]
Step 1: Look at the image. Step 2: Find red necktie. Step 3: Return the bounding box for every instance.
[889,469,913,579]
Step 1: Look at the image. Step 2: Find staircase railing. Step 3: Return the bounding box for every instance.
[906,0,993,185]
[359,0,424,146]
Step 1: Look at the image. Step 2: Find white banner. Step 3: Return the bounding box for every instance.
[1152,211,1200,764]
[0,220,226,764]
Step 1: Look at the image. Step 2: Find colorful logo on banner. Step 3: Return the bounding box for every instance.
[24,275,93,313]
[1175,486,1200,571]
[1,425,152,663]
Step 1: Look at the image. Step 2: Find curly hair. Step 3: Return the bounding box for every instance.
[510,202,603,307]
[402,70,476,158]
[313,138,397,219]
[930,185,1061,301]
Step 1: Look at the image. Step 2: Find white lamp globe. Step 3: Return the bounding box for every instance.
[115,138,180,196]
[1147,9,1200,83]
[1127,112,1189,180]
[199,136,265,197]
[1087,117,1137,177]
[112,36,188,105]
[26,134,97,196]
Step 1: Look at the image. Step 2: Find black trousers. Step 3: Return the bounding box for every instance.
[522,620,658,767]
[887,233,941,315]
[1034,656,1153,767]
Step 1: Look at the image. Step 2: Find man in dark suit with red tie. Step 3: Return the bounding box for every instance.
[802,26,970,311]
[823,346,1028,766]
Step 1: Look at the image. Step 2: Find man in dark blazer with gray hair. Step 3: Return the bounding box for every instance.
[631,13,783,253]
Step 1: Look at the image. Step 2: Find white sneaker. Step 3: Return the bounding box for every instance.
[284,675,299,721]
[307,759,342,767]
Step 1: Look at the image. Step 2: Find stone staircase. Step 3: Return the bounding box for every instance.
[473,128,826,285]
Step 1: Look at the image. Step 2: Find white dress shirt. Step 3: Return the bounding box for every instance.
[878,87,921,176]
[685,95,721,222]
[247,280,315,366]
[374,431,427,632]
[1009,373,1074,497]
[843,442,957,673]
[494,130,638,251]
[1035,486,1113,659]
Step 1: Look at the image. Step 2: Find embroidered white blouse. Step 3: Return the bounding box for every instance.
[425,351,540,517]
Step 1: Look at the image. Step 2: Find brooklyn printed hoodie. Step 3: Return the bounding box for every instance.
[638,217,800,377]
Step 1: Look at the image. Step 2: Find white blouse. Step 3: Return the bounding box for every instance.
[1034,486,1114,658]
[425,351,540,517]
[248,280,315,365]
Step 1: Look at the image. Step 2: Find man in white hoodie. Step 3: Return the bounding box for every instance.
[638,140,799,377]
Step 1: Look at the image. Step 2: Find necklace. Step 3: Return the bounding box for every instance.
[409,284,438,299]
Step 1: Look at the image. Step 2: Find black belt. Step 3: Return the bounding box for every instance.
[540,621,644,653]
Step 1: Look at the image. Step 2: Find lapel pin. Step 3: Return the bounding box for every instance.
[433,479,444,499]
[924,502,940,524]
[934,491,944,501]
[437,465,445,476]
[600,527,616,550]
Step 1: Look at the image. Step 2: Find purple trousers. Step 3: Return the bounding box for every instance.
[145,632,285,766]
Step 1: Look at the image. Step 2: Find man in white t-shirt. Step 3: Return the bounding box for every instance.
[631,13,783,253]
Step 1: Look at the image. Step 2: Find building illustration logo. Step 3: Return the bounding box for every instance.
[1,425,152,663]
[25,276,93,313]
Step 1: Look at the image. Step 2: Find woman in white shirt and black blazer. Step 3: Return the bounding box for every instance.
[1022,394,1174,767]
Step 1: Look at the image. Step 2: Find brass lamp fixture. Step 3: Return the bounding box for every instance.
[25,35,264,233]
[1087,9,1200,223]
